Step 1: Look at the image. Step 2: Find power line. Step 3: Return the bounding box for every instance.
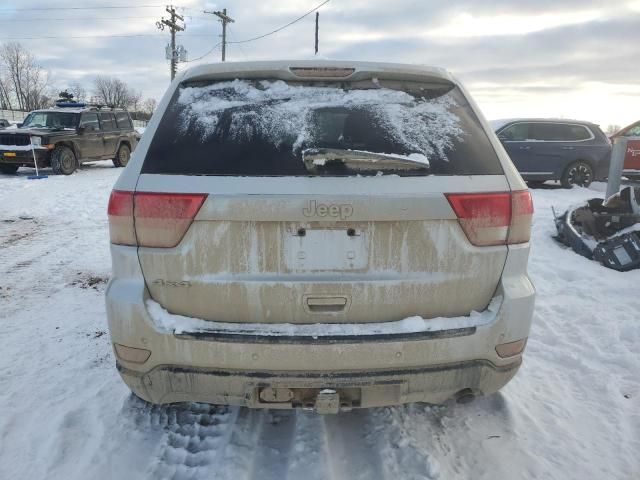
[0,4,166,11]
[0,16,159,23]
[0,14,216,22]
[0,33,214,40]
[227,26,249,61]
[182,42,222,63]
[2,33,166,40]
[0,1,330,48]
[228,0,330,45]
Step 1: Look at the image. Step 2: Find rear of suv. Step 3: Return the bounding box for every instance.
[106,61,535,412]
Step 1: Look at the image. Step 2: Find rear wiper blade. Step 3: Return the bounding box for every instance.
[302,148,430,173]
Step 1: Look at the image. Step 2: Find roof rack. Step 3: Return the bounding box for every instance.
[53,100,127,111]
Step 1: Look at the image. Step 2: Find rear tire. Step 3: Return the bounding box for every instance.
[113,143,131,168]
[561,161,593,189]
[0,164,19,174]
[51,145,77,175]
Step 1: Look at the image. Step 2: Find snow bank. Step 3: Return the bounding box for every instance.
[145,296,501,336]
[177,79,463,161]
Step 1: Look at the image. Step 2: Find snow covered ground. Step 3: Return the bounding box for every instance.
[0,163,638,479]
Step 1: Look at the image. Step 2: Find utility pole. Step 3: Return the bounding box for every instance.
[315,12,319,55]
[204,8,235,62]
[156,5,185,80]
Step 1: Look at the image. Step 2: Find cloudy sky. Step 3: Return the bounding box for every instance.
[1,0,638,128]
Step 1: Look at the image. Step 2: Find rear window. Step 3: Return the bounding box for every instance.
[500,122,593,142]
[143,79,503,176]
[530,123,592,141]
[564,125,592,141]
[115,112,132,129]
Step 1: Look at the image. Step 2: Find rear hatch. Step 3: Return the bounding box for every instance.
[129,74,519,324]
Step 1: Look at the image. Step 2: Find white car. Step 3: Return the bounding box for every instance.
[106,61,535,413]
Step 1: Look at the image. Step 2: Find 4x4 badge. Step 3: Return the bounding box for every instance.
[152,279,191,288]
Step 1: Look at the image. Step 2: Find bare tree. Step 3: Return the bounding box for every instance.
[129,89,142,119]
[93,75,138,109]
[33,91,53,110]
[0,73,12,109]
[606,124,622,135]
[142,98,157,115]
[0,42,50,111]
[68,81,87,103]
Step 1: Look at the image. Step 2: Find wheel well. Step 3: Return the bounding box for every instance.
[118,140,131,151]
[563,159,593,175]
[54,141,79,160]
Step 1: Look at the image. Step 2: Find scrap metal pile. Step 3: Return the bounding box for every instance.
[554,186,640,271]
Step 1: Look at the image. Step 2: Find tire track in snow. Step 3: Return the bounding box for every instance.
[244,410,299,479]
[139,402,236,480]
[285,412,331,480]
[214,406,265,479]
[322,409,386,480]
[367,405,443,480]
[113,398,452,480]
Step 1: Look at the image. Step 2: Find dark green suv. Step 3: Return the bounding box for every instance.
[0,103,139,175]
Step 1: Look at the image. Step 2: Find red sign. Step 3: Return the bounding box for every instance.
[624,139,640,170]
[613,121,640,171]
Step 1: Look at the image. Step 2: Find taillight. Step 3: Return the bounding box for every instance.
[134,192,207,248]
[508,190,534,244]
[445,190,533,246]
[108,190,136,246]
[107,191,207,248]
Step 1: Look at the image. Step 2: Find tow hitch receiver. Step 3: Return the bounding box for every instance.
[315,389,340,414]
[256,386,356,412]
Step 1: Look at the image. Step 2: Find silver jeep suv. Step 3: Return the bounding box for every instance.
[106,61,535,413]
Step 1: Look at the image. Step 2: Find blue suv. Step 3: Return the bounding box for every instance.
[492,119,611,188]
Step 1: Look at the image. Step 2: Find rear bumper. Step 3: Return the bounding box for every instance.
[106,243,535,409]
[117,358,521,409]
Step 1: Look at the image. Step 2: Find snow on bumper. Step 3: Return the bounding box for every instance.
[145,295,503,337]
[105,243,535,407]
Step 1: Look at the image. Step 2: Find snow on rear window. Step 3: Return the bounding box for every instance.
[176,79,464,162]
[143,79,503,176]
